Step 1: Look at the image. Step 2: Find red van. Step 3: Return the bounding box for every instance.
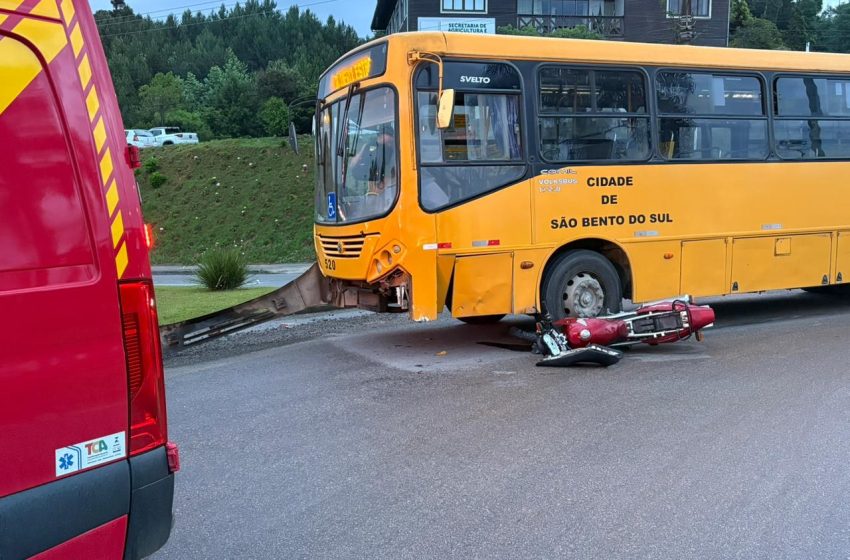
[0,1,177,558]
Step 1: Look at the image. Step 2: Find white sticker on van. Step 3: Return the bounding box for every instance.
[55,431,126,477]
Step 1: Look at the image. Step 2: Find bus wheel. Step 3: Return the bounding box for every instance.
[542,250,622,320]
[458,314,505,325]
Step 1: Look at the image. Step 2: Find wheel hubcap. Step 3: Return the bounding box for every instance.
[563,273,605,317]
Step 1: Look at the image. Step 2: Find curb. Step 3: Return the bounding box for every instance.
[152,263,313,275]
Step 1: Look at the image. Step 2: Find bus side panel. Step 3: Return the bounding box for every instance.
[681,239,728,297]
[731,234,831,293]
[435,180,532,251]
[451,253,513,316]
[836,232,850,284]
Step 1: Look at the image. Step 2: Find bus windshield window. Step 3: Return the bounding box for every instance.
[417,91,524,211]
[315,87,397,224]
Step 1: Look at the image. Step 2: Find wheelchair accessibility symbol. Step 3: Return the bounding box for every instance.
[327,192,337,220]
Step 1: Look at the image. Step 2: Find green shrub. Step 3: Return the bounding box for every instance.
[143,156,159,174]
[196,248,248,290]
[149,171,167,189]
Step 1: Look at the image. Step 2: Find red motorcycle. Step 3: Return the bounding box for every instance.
[530,298,716,367]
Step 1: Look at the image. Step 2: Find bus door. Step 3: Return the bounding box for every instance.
[414,61,530,315]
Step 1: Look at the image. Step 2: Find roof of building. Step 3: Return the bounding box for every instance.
[371,0,396,31]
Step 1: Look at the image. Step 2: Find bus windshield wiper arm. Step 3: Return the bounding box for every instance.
[337,84,356,158]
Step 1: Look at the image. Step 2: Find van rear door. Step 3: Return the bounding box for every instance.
[0,4,131,557]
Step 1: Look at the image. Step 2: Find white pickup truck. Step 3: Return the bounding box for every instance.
[148,127,199,147]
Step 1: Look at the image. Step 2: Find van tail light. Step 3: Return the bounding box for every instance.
[125,145,142,169]
[144,223,155,250]
[133,134,139,141]
[119,281,168,456]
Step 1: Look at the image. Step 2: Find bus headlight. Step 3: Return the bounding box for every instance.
[368,240,406,282]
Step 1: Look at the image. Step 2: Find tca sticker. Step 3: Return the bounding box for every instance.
[55,431,126,477]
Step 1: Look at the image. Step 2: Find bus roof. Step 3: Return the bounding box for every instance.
[380,31,850,74]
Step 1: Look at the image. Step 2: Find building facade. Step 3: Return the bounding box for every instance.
[371,0,730,47]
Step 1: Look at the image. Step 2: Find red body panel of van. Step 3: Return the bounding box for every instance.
[0,1,176,558]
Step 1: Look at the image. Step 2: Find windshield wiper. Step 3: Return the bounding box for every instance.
[336,84,356,158]
[339,85,366,195]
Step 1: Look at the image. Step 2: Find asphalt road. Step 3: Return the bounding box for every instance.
[153,291,850,559]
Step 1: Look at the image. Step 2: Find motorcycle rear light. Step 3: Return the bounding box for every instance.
[119,281,168,456]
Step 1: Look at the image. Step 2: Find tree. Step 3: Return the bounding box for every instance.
[497,24,542,36]
[818,4,850,53]
[138,72,184,126]
[259,97,291,137]
[256,60,307,103]
[730,0,754,33]
[550,25,604,40]
[203,51,261,137]
[730,17,787,49]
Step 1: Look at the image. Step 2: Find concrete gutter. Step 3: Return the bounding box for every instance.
[152,263,313,275]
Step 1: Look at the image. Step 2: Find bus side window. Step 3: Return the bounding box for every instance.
[656,72,768,161]
[774,76,850,160]
[537,66,651,163]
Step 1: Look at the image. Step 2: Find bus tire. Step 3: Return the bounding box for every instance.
[542,250,622,321]
[458,314,505,325]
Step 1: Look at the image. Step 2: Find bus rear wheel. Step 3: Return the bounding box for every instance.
[542,250,622,321]
[458,314,505,324]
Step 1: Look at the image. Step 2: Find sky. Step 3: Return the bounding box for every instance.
[88,0,379,37]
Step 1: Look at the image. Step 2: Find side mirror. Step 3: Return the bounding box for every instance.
[288,122,299,155]
[437,88,455,129]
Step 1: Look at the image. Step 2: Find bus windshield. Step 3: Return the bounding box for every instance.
[315,87,398,224]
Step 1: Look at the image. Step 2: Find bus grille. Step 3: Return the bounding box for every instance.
[319,235,366,259]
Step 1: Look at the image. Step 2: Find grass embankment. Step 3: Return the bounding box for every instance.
[138,137,316,265]
[156,286,273,325]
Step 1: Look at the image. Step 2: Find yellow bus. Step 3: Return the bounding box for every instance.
[314,32,850,323]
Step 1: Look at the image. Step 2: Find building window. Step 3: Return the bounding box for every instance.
[667,0,711,18]
[388,0,408,33]
[442,0,487,13]
[518,1,597,16]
